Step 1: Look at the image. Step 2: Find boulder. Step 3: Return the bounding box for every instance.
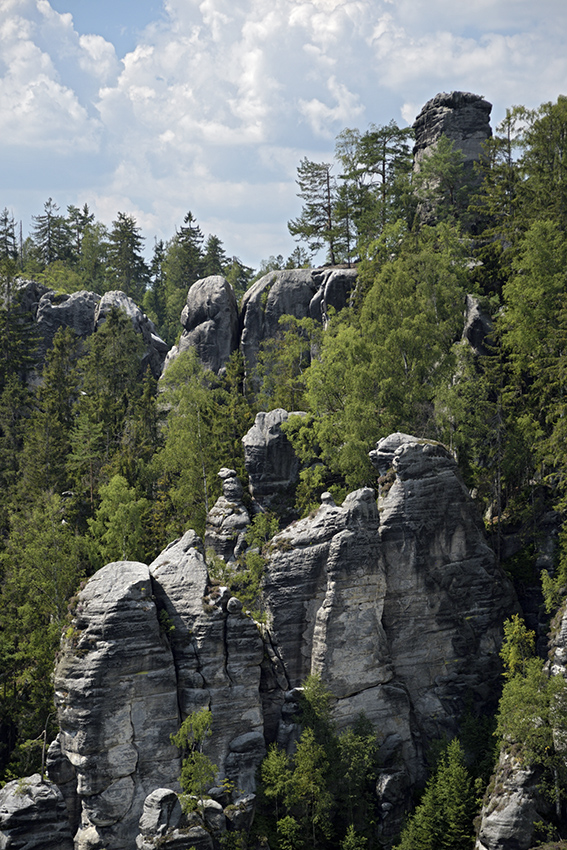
[413,90,492,170]
[168,275,239,374]
[205,468,250,561]
[95,290,169,378]
[35,289,100,358]
[0,773,74,849]
[242,409,304,511]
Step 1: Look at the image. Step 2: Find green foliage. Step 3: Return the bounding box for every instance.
[171,708,217,816]
[87,474,151,566]
[152,348,251,543]
[499,614,536,679]
[496,615,567,775]
[394,739,476,850]
[258,677,379,850]
[0,492,85,779]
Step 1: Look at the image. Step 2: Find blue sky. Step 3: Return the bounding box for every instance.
[1,0,567,269]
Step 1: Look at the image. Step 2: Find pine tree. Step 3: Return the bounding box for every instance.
[106,212,149,300]
[31,198,73,266]
[0,209,18,261]
[288,158,337,265]
[88,474,150,565]
[202,234,228,277]
[19,327,79,498]
[395,739,475,850]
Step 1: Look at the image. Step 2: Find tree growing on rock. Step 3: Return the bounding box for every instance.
[170,707,217,816]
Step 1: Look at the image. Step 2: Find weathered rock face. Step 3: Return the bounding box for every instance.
[35,290,101,358]
[0,774,74,849]
[49,430,517,849]
[475,752,546,850]
[413,90,492,169]
[205,468,250,561]
[95,290,169,378]
[242,409,303,512]
[167,275,239,375]
[261,433,516,842]
[53,561,182,850]
[239,269,319,379]
[149,533,265,792]
[309,267,358,326]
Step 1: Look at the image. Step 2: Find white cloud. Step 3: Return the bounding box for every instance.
[1,0,567,266]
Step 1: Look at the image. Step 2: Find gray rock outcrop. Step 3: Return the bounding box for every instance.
[95,290,169,378]
[0,774,74,849]
[309,267,358,326]
[35,290,101,358]
[205,468,250,561]
[53,561,182,850]
[242,409,304,512]
[48,430,517,849]
[166,275,239,375]
[475,753,546,850]
[149,532,266,792]
[259,433,516,843]
[413,90,492,170]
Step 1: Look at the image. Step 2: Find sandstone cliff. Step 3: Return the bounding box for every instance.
[0,430,518,850]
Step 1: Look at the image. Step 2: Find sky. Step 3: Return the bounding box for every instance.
[1,0,566,269]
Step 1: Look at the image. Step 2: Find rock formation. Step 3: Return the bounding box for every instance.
[205,468,250,561]
[95,290,169,378]
[166,275,239,375]
[242,408,304,514]
[476,600,567,848]
[26,426,517,850]
[0,774,74,849]
[36,289,101,358]
[412,90,492,171]
[239,268,357,383]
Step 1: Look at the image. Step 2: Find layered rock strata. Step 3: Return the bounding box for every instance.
[48,431,515,849]
[413,90,492,170]
[0,774,74,849]
[242,409,304,513]
[205,468,250,561]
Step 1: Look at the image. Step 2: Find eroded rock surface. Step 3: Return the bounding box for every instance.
[0,774,74,849]
[475,753,546,850]
[242,409,303,512]
[261,434,515,842]
[205,468,250,561]
[149,533,266,793]
[413,90,492,169]
[53,561,181,850]
[167,275,239,374]
[35,289,100,357]
[50,431,516,849]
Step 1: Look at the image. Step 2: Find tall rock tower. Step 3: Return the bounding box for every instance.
[412,90,493,170]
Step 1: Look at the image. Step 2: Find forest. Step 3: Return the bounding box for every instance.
[1,93,567,849]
